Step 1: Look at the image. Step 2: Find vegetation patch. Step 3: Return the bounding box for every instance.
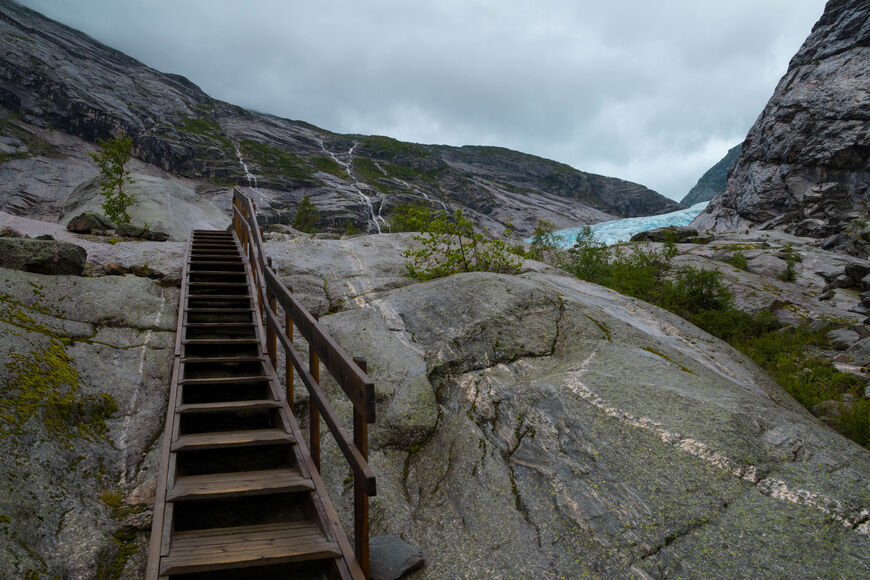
[292,195,320,233]
[357,135,431,160]
[727,250,748,270]
[311,156,349,179]
[0,116,62,162]
[642,346,693,374]
[239,139,313,182]
[352,157,395,193]
[734,326,867,446]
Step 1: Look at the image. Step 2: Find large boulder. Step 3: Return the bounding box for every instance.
[630,225,705,243]
[65,210,115,234]
[0,237,86,275]
[692,0,870,247]
[313,270,869,579]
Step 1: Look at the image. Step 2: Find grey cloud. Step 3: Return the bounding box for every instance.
[19,0,826,200]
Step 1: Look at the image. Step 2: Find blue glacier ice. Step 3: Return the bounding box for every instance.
[541,201,710,248]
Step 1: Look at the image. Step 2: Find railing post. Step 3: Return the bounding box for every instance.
[352,357,370,579]
[309,313,321,473]
[285,286,294,407]
[266,257,277,370]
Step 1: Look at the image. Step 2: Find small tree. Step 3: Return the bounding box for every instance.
[403,209,521,280]
[292,195,320,233]
[528,219,562,262]
[89,136,135,224]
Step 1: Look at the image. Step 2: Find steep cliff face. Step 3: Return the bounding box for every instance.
[0,0,681,237]
[680,143,741,205]
[692,0,870,249]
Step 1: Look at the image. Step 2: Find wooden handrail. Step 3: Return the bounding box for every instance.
[232,187,376,577]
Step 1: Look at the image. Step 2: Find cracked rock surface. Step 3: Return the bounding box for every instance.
[299,245,870,578]
[0,267,176,577]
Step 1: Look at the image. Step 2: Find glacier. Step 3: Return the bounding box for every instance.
[542,201,710,248]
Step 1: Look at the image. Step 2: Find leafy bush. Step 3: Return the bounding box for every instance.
[403,209,521,280]
[528,219,562,263]
[728,250,748,270]
[89,136,135,224]
[390,202,437,233]
[292,195,320,233]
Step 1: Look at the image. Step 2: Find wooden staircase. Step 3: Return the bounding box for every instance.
[148,228,366,579]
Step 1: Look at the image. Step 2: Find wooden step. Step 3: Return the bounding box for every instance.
[189,270,246,276]
[186,294,251,301]
[178,399,279,414]
[168,467,314,502]
[183,338,260,345]
[186,307,254,313]
[181,355,263,364]
[180,376,269,386]
[188,282,249,288]
[186,261,246,268]
[184,322,255,328]
[171,428,294,452]
[161,520,340,575]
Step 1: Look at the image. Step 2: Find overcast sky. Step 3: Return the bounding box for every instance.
[19,0,826,201]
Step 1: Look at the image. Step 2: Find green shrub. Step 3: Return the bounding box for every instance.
[390,202,438,233]
[728,250,748,270]
[403,209,521,280]
[90,136,135,224]
[779,253,800,282]
[292,195,320,233]
[528,219,561,263]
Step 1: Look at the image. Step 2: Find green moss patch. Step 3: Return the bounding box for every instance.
[0,294,116,444]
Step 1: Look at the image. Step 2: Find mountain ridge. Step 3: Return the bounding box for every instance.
[0,0,682,236]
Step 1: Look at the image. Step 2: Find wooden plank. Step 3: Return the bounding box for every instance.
[181,356,263,364]
[179,376,270,386]
[182,338,260,345]
[177,399,279,413]
[185,308,254,313]
[171,428,294,451]
[168,468,314,501]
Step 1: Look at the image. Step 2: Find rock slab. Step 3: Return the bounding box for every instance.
[369,536,424,580]
[0,237,86,275]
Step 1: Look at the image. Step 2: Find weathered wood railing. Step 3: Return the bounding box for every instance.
[232,187,376,577]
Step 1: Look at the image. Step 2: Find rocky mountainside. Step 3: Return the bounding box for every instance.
[693,0,869,253]
[680,143,742,205]
[0,0,681,237]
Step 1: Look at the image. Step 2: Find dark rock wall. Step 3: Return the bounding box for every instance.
[694,0,870,241]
